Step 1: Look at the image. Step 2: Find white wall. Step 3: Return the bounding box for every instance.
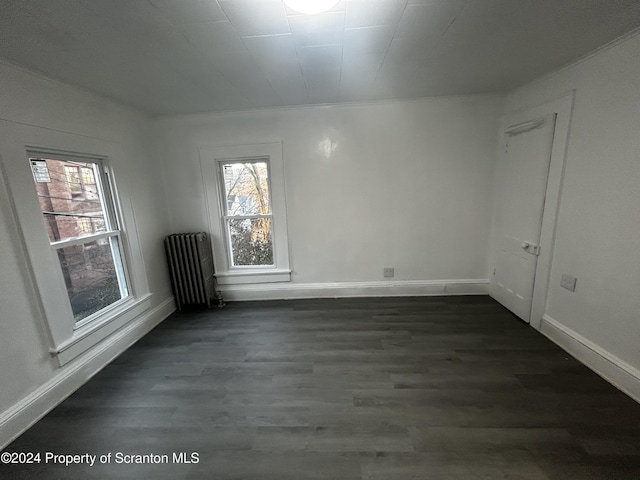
[0,62,174,446]
[503,32,640,388]
[157,96,503,297]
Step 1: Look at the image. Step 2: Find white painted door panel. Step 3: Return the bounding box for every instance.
[491,114,556,322]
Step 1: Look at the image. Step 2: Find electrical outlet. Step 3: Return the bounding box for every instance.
[383,267,395,278]
[560,274,577,292]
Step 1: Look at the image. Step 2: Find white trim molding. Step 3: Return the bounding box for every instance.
[199,142,291,285]
[541,314,640,403]
[489,91,574,329]
[216,269,291,285]
[220,279,489,301]
[54,293,152,366]
[0,297,176,450]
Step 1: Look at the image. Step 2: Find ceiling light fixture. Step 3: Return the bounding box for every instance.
[283,0,340,15]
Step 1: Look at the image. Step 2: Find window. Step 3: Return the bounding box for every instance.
[64,165,82,196]
[220,160,273,267]
[63,164,98,200]
[200,142,290,285]
[30,156,129,325]
[3,131,151,366]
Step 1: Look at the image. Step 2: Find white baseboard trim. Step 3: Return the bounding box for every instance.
[220,279,490,301]
[541,314,640,403]
[0,296,176,450]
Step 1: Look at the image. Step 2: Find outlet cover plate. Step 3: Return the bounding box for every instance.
[383,267,394,278]
[560,274,577,292]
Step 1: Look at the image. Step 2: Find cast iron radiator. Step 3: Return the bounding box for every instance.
[164,232,220,310]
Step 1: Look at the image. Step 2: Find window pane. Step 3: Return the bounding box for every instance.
[30,158,106,242]
[229,218,273,266]
[57,237,128,321]
[221,162,270,216]
[64,166,82,194]
[81,167,95,185]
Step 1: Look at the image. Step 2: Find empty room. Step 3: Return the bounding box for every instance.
[1,0,639,478]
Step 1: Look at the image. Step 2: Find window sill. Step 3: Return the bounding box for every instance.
[51,293,152,366]
[215,269,291,285]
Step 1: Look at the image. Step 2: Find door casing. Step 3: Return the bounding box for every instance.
[489,92,574,330]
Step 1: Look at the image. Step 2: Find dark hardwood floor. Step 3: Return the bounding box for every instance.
[3,296,640,479]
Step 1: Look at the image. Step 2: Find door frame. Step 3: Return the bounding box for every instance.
[491,91,574,330]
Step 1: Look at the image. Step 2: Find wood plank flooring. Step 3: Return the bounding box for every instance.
[3,296,640,479]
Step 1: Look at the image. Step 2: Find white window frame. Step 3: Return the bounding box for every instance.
[30,154,131,328]
[219,158,275,269]
[200,142,291,285]
[0,123,152,367]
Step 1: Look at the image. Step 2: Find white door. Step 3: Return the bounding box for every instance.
[491,114,556,322]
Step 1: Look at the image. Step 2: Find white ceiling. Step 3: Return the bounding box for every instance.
[2,0,640,115]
